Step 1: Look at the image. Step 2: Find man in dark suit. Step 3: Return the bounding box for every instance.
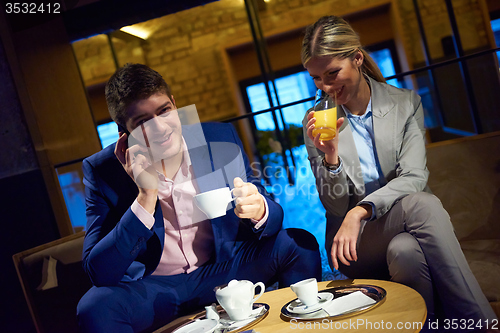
[77,63,321,332]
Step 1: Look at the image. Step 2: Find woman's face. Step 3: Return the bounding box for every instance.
[305,52,364,106]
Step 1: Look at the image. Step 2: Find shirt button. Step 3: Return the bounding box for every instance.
[178,210,183,215]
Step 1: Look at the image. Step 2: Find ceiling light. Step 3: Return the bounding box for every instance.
[119,26,150,40]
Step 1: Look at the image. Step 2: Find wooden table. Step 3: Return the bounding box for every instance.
[154,279,427,333]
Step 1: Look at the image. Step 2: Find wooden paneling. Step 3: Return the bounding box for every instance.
[227,30,304,83]
[487,0,500,13]
[348,7,393,47]
[87,82,110,124]
[2,13,102,236]
[13,17,101,166]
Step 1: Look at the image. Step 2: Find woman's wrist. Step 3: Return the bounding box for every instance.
[324,153,339,165]
[349,204,372,220]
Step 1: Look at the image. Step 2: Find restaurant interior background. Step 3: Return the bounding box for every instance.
[1,0,499,331]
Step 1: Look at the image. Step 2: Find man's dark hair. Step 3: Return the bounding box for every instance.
[105,63,172,128]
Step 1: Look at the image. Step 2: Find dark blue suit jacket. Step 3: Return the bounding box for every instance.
[82,122,283,286]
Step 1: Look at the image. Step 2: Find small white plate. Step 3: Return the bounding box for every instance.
[194,303,269,333]
[286,292,334,314]
[173,318,219,333]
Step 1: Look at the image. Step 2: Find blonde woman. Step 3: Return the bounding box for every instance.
[302,15,496,329]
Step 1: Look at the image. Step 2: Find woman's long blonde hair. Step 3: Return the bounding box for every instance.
[301,16,385,83]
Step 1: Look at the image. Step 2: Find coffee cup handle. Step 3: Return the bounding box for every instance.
[230,188,237,202]
[252,282,265,304]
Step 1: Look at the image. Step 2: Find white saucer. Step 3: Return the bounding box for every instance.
[286,292,334,314]
[173,318,219,333]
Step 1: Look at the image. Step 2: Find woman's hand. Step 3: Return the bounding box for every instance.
[306,112,344,164]
[330,204,371,270]
[115,133,158,213]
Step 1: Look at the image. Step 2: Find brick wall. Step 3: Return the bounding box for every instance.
[72,0,491,122]
[73,34,115,86]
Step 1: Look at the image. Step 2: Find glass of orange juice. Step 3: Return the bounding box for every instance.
[312,90,337,141]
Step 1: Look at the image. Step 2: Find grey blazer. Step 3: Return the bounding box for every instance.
[302,76,430,234]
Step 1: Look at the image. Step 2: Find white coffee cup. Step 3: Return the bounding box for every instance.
[290,278,318,306]
[194,187,236,219]
[214,279,265,321]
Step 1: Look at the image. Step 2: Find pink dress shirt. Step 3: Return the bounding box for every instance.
[131,139,268,276]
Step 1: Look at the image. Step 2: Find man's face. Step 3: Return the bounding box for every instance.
[125,93,183,163]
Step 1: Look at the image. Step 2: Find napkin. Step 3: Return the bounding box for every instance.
[322,291,376,316]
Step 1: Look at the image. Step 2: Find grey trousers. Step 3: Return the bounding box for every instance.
[328,192,496,323]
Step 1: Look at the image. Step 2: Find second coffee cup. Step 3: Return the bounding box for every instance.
[290,278,319,306]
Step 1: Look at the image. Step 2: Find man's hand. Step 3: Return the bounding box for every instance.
[330,205,371,270]
[115,133,158,213]
[232,177,266,220]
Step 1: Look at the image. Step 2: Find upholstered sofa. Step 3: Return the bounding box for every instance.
[13,231,91,333]
[426,131,500,318]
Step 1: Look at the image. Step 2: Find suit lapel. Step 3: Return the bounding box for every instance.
[183,124,215,193]
[152,200,165,250]
[369,77,396,178]
[188,146,214,192]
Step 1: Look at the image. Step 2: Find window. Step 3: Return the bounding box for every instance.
[365,40,404,88]
[243,41,403,135]
[491,17,500,64]
[369,48,402,88]
[245,70,316,131]
[56,163,86,231]
[97,121,119,149]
